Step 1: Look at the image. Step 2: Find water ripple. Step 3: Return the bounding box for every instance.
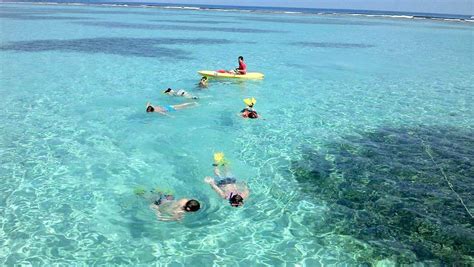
[74,21,286,33]
[291,41,375,48]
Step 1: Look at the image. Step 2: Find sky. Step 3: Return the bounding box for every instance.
[112,0,474,15]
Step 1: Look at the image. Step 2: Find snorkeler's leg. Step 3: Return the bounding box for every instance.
[173,102,198,110]
[213,165,223,178]
[183,94,199,99]
[134,187,166,201]
[137,190,160,204]
[149,191,175,205]
[224,166,233,178]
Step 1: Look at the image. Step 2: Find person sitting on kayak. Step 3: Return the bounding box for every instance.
[163,88,198,99]
[146,101,198,116]
[234,56,247,75]
[198,77,208,88]
[216,56,247,75]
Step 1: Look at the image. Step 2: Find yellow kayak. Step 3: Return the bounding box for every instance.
[198,70,264,79]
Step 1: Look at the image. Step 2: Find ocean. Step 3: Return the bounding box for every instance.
[1,1,473,265]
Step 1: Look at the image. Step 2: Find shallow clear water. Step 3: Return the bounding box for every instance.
[1,3,473,265]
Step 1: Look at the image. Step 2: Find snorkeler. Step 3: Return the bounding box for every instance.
[135,188,200,221]
[241,109,259,119]
[198,77,208,88]
[146,101,198,116]
[203,152,250,207]
[163,88,198,99]
[240,98,260,119]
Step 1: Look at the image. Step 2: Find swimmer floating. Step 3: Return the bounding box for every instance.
[240,97,260,119]
[205,153,250,207]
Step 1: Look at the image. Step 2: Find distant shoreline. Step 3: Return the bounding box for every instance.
[2,1,474,23]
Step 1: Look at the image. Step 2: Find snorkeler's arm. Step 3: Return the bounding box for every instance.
[150,204,163,220]
[184,94,198,99]
[159,211,183,221]
[157,111,174,118]
[157,214,181,221]
[241,187,250,199]
[172,209,185,220]
[150,204,182,221]
[237,181,250,199]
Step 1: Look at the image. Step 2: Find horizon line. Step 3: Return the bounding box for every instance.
[2,1,473,16]
[139,1,474,16]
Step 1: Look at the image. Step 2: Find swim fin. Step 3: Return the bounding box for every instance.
[243,97,256,107]
[133,186,146,196]
[214,152,225,165]
[153,187,174,195]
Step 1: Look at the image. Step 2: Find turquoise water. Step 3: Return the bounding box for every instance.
[1,3,473,265]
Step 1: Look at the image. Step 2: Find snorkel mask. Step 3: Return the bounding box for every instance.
[229,194,244,207]
[248,111,258,119]
[184,199,201,212]
[146,106,155,112]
